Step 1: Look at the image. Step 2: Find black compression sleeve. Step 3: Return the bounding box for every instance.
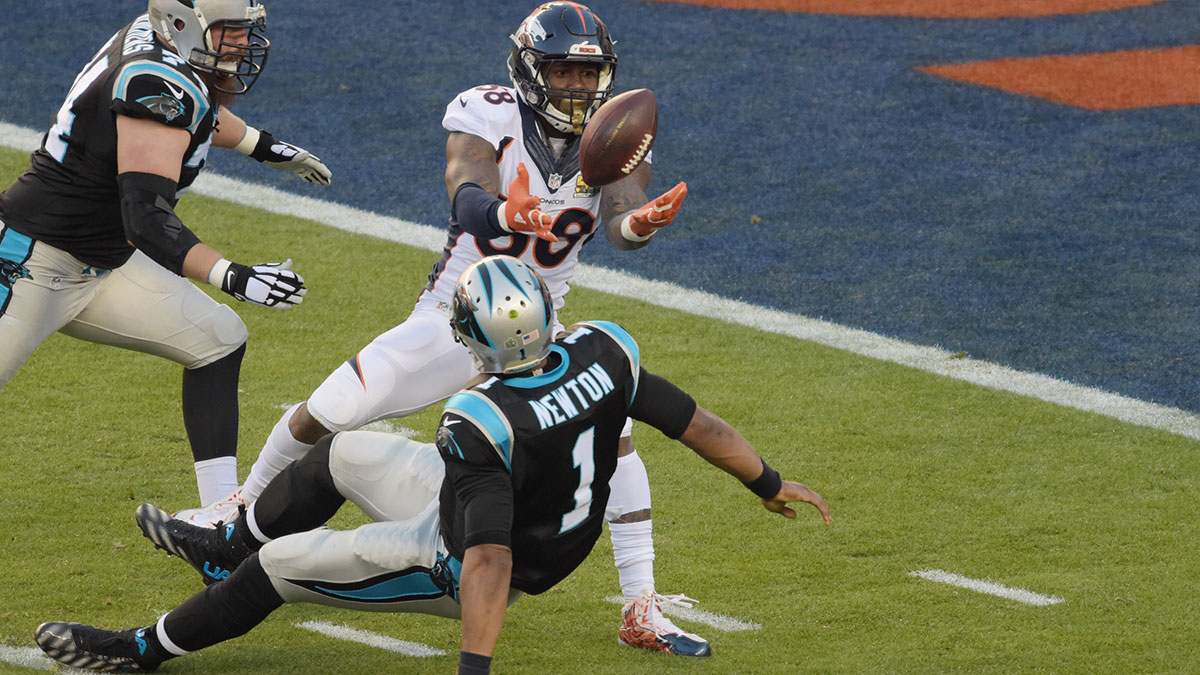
[459,651,493,674]
[445,458,514,549]
[253,434,347,538]
[162,554,284,652]
[117,171,201,275]
[629,368,697,439]
[451,182,507,239]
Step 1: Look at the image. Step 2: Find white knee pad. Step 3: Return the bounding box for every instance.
[306,359,373,432]
[183,302,247,367]
[328,431,445,522]
[605,450,652,521]
[307,311,476,432]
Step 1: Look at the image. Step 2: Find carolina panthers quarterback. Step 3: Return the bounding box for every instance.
[0,0,329,507]
[186,1,701,656]
[35,256,831,674]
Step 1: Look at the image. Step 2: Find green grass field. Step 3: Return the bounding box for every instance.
[1,146,1198,674]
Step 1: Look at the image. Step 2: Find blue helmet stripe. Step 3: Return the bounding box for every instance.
[477,260,494,312]
[494,257,532,302]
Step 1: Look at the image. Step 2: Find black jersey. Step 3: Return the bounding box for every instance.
[435,320,694,595]
[0,14,216,270]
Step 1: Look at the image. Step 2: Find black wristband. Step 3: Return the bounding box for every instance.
[220,261,252,299]
[742,458,782,500]
[458,651,492,674]
[249,129,278,162]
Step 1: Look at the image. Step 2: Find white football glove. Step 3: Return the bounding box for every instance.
[261,141,332,185]
[210,258,307,309]
[237,127,332,185]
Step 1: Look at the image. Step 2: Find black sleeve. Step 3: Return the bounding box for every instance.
[436,414,515,549]
[443,456,514,549]
[117,171,201,275]
[628,367,697,439]
[110,69,201,130]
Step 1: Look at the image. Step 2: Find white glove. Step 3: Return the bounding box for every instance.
[209,258,307,309]
[236,127,332,185]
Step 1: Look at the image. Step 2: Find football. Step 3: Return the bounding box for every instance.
[580,89,658,187]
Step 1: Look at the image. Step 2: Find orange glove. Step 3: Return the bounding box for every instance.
[498,163,557,242]
[622,182,688,240]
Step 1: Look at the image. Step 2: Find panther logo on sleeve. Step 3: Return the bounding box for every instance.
[135,93,186,122]
[112,64,208,131]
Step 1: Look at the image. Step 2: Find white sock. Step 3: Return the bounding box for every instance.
[607,451,655,599]
[611,520,655,599]
[193,456,238,507]
[242,402,313,502]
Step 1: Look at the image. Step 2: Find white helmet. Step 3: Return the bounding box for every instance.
[451,256,555,375]
[147,0,269,94]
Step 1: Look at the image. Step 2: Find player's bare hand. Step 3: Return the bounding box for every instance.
[499,163,557,242]
[763,480,831,525]
[624,181,687,237]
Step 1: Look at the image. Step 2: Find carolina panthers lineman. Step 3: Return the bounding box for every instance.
[35,256,831,674]
[190,1,698,655]
[0,0,328,506]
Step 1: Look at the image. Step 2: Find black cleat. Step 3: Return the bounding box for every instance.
[136,502,251,586]
[35,621,161,672]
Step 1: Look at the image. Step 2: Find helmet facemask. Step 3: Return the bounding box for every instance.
[191,14,269,94]
[148,0,270,95]
[508,2,617,135]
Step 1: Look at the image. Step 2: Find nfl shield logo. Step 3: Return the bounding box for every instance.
[547,173,562,190]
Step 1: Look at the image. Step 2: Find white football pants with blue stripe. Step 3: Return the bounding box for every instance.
[258,430,522,614]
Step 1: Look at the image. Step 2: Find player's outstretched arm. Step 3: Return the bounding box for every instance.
[445,133,557,242]
[600,161,687,249]
[679,405,831,525]
[216,107,331,185]
[599,160,653,250]
[115,115,302,309]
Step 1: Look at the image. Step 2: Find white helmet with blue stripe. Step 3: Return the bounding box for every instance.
[451,256,555,374]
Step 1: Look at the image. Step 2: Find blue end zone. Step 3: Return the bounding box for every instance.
[2,1,1195,412]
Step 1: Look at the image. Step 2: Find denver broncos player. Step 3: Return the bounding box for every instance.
[192,1,697,655]
[0,0,328,508]
[35,257,830,674]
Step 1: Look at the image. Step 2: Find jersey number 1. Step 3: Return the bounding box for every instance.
[559,427,596,534]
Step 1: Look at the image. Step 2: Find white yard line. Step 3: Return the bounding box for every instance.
[0,644,86,672]
[294,621,445,657]
[605,596,762,631]
[3,121,1196,441]
[909,569,1064,607]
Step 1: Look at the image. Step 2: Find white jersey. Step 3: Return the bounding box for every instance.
[421,84,645,313]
